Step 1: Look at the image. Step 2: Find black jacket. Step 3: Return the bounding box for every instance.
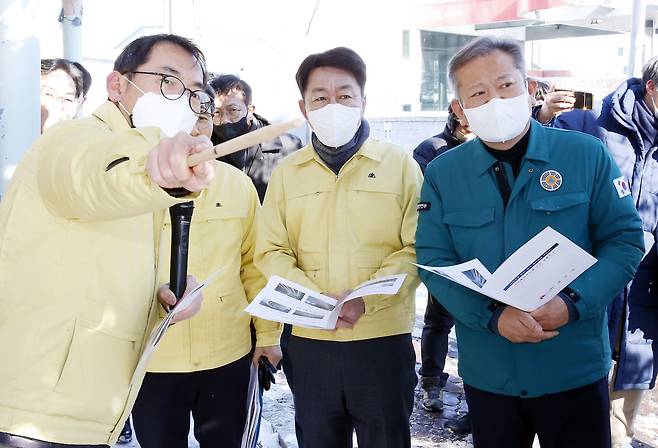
[217,114,302,202]
[412,124,462,174]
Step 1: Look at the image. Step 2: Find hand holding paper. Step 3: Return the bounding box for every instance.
[416,227,597,312]
[245,274,407,330]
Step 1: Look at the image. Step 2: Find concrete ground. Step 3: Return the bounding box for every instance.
[114,286,658,448]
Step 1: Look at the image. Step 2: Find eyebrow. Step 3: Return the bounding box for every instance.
[467,74,516,90]
[157,65,204,90]
[310,84,357,95]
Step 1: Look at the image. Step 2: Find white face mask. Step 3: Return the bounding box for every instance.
[462,92,531,143]
[120,76,198,137]
[307,103,362,148]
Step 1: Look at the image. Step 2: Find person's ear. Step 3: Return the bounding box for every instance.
[298,99,308,120]
[106,71,124,102]
[451,98,468,127]
[527,79,538,97]
[647,79,657,94]
[361,95,367,116]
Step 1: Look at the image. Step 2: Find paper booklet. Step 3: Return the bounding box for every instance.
[415,226,597,312]
[244,274,407,330]
[130,267,224,386]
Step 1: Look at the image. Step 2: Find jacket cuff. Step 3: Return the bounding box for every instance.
[254,322,283,347]
[487,304,507,335]
[558,289,580,322]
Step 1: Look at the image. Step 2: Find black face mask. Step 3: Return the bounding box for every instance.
[213,115,251,143]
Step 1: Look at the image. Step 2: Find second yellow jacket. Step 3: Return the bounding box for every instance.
[148,162,281,373]
[255,138,423,342]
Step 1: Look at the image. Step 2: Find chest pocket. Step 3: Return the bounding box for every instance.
[347,181,402,244]
[165,204,247,294]
[443,208,495,260]
[529,191,590,238]
[529,191,589,212]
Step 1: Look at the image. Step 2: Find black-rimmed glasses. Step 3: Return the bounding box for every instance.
[127,71,213,114]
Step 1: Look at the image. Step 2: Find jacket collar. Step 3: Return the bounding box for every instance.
[604,77,642,133]
[293,137,382,166]
[470,119,550,176]
[91,101,133,132]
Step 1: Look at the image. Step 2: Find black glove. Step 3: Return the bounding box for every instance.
[258,357,277,391]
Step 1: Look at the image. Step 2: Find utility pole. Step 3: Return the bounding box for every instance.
[628,0,646,77]
[61,0,83,62]
[0,0,40,196]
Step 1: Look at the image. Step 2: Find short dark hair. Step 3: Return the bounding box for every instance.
[642,56,658,87]
[41,58,92,98]
[295,47,366,98]
[113,34,208,83]
[448,36,526,99]
[209,74,252,106]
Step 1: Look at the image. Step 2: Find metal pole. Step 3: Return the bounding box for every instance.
[628,0,646,77]
[0,0,40,197]
[61,0,82,62]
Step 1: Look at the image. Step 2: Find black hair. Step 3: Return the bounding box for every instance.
[209,74,252,106]
[41,58,92,98]
[113,34,208,83]
[295,47,366,98]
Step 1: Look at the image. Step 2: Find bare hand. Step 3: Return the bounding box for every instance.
[497,306,559,343]
[537,90,575,123]
[253,345,283,367]
[157,275,203,324]
[530,296,569,331]
[147,132,215,192]
[336,293,365,329]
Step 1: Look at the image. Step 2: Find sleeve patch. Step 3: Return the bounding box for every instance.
[613,176,631,198]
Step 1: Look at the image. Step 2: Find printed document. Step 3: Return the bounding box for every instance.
[415,227,596,311]
[245,274,407,329]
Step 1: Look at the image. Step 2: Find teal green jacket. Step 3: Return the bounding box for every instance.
[416,120,645,398]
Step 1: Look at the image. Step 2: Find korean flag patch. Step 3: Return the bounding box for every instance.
[613,176,631,198]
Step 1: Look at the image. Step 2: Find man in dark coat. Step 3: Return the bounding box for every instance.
[595,57,658,448]
[412,105,474,435]
[210,74,302,203]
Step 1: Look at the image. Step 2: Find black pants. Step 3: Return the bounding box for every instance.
[465,377,611,448]
[132,354,251,448]
[419,294,454,384]
[287,334,417,448]
[280,323,304,447]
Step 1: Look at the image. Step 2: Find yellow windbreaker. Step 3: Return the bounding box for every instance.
[0,102,196,445]
[148,163,280,373]
[254,138,423,342]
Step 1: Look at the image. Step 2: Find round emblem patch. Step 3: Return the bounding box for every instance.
[540,170,562,191]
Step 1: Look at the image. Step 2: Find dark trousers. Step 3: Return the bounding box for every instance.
[419,294,454,385]
[280,324,304,447]
[465,377,611,448]
[132,354,251,448]
[287,334,417,448]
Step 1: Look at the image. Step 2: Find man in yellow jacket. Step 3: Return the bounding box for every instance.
[255,47,423,448]
[131,93,282,448]
[0,34,216,447]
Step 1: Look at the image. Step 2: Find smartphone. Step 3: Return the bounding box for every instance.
[573,91,593,110]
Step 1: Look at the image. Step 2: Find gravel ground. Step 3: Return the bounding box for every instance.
[115,285,658,448]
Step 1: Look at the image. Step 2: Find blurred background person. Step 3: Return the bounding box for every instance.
[412,104,474,436]
[210,74,302,203]
[40,58,91,133]
[595,56,658,448]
